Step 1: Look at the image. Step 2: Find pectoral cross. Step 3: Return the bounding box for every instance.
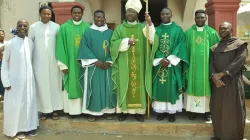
[159,70,166,84]
[103,40,109,57]
[162,33,169,40]
[131,34,139,53]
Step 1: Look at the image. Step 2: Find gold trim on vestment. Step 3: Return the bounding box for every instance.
[127,104,142,108]
[130,34,139,98]
[191,30,207,96]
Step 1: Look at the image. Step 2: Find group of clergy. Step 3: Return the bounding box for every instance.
[0,0,247,139]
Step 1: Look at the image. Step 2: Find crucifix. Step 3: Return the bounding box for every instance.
[130,34,139,52]
[162,33,169,40]
[159,70,166,84]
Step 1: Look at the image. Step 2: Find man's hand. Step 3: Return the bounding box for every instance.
[128,39,136,46]
[94,61,104,68]
[62,69,68,74]
[145,12,152,26]
[160,59,169,70]
[212,72,226,81]
[102,62,111,69]
[214,80,225,88]
[5,86,11,90]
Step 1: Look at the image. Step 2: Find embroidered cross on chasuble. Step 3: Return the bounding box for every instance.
[74,35,81,47]
[158,32,170,84]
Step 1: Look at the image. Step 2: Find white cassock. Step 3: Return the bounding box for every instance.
[184,26,210,113]
[58,20,82,115]
[151,22,183,114]
[116,21,155,115]
[1,36,39,137]
[29,21,63,113]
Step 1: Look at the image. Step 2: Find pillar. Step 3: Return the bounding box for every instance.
[205,0,241,36]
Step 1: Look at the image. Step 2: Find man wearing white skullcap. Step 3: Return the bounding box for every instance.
[110,0,159,122]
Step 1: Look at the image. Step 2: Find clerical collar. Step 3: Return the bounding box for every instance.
[90,23,108,32]
[41,21,50,25]
[73,20,82,25]
[127,21,137,25]
[162,22,172,26]
[196,26,204,31]
[16,36,27,40]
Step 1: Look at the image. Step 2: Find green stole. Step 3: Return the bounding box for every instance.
[56,20,90,99]
[152,22,189,104]
[185,25,220,97]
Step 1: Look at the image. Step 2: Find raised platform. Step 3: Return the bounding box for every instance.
[0,101,250,138]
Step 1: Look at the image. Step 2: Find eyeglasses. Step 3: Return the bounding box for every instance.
[95,16,105,19]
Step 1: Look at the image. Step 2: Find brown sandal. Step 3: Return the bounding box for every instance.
[51,112,60,120]
[40,113,49,120]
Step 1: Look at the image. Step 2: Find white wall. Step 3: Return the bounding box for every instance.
[0,0,209,39]
[168,0,207,31]
[103,0,121,27]
[76,0,93,23]
[0,0,60,39]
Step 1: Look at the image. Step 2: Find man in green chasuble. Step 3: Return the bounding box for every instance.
[78,10,116,122]
[111,0,158,122]
[184,10,220,121]
[56,5,90,118]
[152,8,189,122]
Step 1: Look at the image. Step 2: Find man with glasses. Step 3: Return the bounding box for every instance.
[78,10,116,122]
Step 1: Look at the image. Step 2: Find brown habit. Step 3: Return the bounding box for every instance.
[210,38,247,140]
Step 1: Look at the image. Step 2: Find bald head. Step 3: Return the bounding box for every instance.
[17,19,28,25]
[16,19,29,38]
[219,21,233,40]
[220,21,232,29]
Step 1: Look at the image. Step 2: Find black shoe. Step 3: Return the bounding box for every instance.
[205,112,211,121]
[168,114,176,122]
[156,113,165,121]
[210,137,220,140]
[135,114,144,122]
[29,130,38,137]
[118,113,128,122]
[87,115,96,122]
[68,115,75,119]
[188,112,197,120]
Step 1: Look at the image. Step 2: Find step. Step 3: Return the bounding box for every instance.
[38,113,250,137]
[0,101,250,137]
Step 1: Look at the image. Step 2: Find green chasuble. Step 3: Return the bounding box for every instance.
[152,22,189,104]
[78,28,117,112]
[185,25,220,97]
[110,20,159,111]
[56,20,90,99]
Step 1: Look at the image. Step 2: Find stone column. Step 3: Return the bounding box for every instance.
[52,2,84,25]
[205,0,241,36]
